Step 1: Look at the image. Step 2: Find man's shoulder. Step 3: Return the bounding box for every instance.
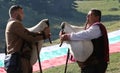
[92,22,105,27]
[6,20,23,31]
[8,20,20,24]
[8,20,22,27]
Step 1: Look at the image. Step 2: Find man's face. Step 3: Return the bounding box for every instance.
[16,9,24,21]
[86,11,97,23]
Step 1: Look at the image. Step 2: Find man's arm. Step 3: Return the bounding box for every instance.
[70,25,102,41]
[12,22,49,42]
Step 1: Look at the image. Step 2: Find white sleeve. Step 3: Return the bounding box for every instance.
[70,25,102,41]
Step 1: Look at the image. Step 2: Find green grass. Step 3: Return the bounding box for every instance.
[34,0,120,73]
[34,53,120,73]
[75,1,120,15]
[105,21,120,32]
[74,0,120,32]
[107,53,120,73]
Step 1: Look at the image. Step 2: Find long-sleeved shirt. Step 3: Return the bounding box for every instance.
[70,23,102,41]
[5,18,43,54]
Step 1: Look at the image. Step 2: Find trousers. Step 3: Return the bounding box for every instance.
[81,62,108,73]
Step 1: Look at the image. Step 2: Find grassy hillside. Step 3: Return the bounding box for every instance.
[69,0,120,31]
[0,0,120,48]
[44,0,120,46]
[75,0,120,32]
[34,1,120,73]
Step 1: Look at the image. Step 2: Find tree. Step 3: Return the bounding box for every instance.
[45,0,78,17]
[15,0,78,17]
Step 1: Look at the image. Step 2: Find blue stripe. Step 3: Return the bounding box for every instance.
[40,47,68,61]
[109,35,120,44]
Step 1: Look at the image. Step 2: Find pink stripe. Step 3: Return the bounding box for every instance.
[0,67,6,73]
[109,42,120,53]
[33,55,74,72]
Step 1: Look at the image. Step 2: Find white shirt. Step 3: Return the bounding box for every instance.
[70,24,102,41]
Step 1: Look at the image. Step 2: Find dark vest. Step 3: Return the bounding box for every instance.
[85,23,109,65]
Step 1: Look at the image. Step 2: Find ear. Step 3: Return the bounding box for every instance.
[12,11,17,17]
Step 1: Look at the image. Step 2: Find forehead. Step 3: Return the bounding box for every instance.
[88,11,93,15]
[17,8,23,12]
[18,8,23,11]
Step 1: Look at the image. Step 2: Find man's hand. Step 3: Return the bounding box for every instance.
[60,34,70,41]
[59,31,70,47]
[59,31,70,41]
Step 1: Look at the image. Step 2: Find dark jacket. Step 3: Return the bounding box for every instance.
[85,23,109,65]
